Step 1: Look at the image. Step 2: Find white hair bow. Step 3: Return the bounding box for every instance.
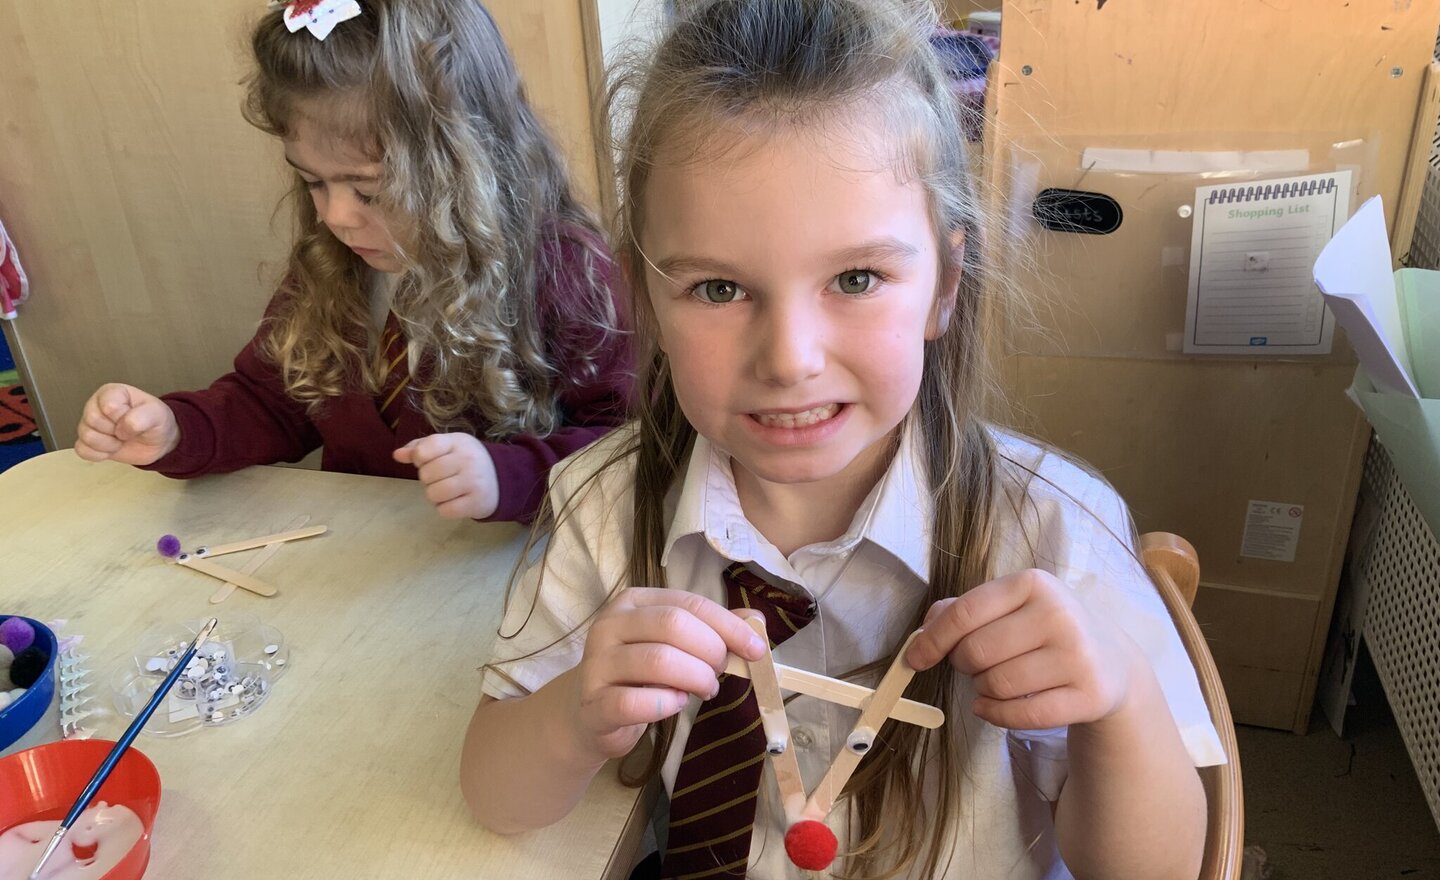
[268,0,362,41]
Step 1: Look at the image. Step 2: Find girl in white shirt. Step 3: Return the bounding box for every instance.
[461,1,1221,877]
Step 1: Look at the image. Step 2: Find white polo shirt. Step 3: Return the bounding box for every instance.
[482,424,1224,879]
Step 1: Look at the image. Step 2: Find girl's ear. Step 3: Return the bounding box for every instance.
[926,229,965,340]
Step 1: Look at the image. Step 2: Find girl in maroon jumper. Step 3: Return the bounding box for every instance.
[72,0,629,523]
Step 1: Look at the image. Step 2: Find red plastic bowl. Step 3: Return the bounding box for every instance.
[0,739,161,879]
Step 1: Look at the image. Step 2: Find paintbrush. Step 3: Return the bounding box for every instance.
[27,617,219,880]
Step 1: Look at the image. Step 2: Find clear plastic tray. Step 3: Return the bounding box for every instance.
[111,615,288,737]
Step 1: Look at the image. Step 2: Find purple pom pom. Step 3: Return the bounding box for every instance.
[0,617,36,654]
[158,534,183,558]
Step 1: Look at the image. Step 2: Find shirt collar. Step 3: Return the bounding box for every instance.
[661,424,933,582]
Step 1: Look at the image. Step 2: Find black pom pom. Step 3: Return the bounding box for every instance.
[9,646,49,689]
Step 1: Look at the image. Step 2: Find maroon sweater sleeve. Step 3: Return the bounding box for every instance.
[142,299,322,478]
[480,228,634,523]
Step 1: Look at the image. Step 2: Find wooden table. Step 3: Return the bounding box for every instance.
[0,451,648,879]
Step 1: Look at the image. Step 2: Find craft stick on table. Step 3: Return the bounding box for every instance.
[210,514,310,604]
[722,653,943,729]
[803,629,925,821]
[176,554,277,597]
[196,524,327,558]
[742,615,807,822]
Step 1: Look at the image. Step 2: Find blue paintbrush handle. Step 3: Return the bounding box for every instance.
[30,618,218,880]
[61,617,218,827]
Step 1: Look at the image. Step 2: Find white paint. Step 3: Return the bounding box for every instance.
[0,802,143,880]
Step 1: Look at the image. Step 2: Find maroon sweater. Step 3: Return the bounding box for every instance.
[144,229,632,523]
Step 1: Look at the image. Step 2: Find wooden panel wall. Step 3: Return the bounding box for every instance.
[489,2,603,207]
[990,0,1440,730]
[0,0,603,450]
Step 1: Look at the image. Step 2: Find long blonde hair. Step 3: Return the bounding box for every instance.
[597,1,1015,876]
[243,0,617,437]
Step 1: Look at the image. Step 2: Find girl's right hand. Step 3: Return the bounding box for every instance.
[74,383,181,465]
[568,587,767,763]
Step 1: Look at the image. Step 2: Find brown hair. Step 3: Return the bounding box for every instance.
[243,0,617,437]
[599,1,1014,875]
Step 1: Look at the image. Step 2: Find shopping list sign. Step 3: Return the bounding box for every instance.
[1184,170,1352,354]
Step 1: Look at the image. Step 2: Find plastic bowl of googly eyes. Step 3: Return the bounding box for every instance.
[109,615,288,737]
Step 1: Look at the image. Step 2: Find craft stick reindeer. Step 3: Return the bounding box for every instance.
[156,522,327,600]
[725,617,943,872]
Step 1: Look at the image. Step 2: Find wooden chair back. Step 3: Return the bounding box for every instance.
[1139,532,1245,880]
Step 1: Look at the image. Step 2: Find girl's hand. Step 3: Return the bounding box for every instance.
[905,569,1145,731]
[567,588,767,764]
[393,433,499,519]
[74,383,180,465]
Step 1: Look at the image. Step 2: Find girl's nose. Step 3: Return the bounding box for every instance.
[754,299,826,387]
[314,187,366,232]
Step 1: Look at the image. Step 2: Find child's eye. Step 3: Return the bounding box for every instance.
[691,279,745,304]
[302,178,324,191]
[834,270,876,295]
[355,190,377,206]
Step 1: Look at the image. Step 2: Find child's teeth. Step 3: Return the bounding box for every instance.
[755,403,839,428]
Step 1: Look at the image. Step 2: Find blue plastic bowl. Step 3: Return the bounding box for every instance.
[0,615,58,752]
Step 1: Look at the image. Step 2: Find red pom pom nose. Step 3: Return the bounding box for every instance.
[785,820,838,871]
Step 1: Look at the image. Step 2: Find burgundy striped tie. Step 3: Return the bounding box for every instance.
[375,311,409,430]
[661,563,817,880]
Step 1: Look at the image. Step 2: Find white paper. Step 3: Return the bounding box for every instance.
[1184,170,1353,354]
[1312,195,1421,397]
[1080,147,1310,175]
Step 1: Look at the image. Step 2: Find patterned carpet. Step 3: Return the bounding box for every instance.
[0,329,44,472]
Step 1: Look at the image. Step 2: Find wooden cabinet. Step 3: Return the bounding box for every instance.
[987,0,1440,730]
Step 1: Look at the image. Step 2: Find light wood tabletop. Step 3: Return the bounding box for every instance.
[0,451,649,879]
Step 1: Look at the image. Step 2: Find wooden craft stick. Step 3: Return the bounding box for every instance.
[742,616,807,822]
[177,555,277,597]
[210,515,309,604]
[195,525,327,559]
[723,654,943,730]
[803,630,924,821]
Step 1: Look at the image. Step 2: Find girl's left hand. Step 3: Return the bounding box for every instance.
[393,433,499,520]
[905,569,1145,731]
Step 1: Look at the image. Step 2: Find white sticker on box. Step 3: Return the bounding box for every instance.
[1240,500,1304,562]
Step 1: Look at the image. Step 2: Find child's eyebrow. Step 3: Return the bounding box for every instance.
[652,238,921,280]
[827,239,921,266]
[650,254,740,279]
[283,156,379,184]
